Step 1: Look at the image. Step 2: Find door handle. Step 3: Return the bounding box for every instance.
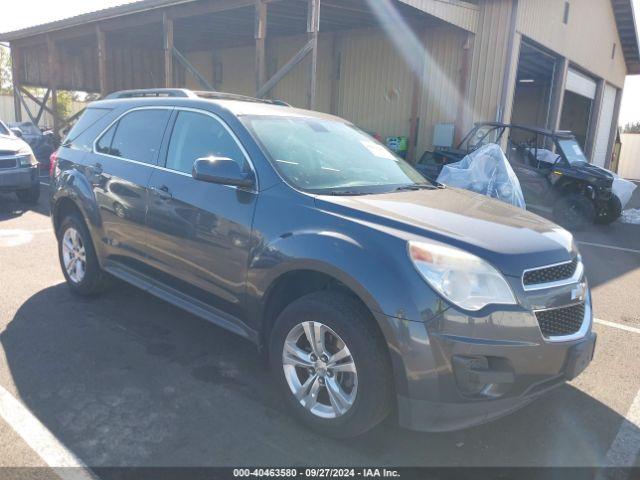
[150,185,173,200]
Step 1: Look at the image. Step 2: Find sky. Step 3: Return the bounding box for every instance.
[0,0,639,126]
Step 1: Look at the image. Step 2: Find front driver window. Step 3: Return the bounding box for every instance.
[166,111,246,174]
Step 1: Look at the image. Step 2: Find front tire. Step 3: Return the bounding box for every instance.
[595,195,622,225]
[16,184,40,204]
[58,214,109,296]
[269,291,392,438]
[553,193,596,230]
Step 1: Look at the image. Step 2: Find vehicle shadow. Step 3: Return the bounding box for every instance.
[0,189,50,221]
[1,283,635,467]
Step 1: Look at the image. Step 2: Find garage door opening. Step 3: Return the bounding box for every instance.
[560,68,597,151]
[511,41,558,129]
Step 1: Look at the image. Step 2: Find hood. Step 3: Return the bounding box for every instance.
[0,134,29,155]
[315,187,575,277]
[569,162,614,186]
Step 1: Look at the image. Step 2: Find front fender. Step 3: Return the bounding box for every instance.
[247,229,443,325]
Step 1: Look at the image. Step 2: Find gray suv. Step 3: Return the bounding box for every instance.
[0,119,40,203]
[50,89,596,438]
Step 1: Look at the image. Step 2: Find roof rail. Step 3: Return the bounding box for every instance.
[192,90,290,106]
[104,88,195,99]
[104,88,291,106]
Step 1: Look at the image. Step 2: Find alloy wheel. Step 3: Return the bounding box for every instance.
[61,227,87,283]
[282,321,358,419]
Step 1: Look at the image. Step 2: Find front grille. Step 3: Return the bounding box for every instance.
[523,258,578,286]
[0,158,17,169]
[536,303,585,338]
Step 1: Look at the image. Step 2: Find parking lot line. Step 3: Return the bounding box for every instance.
[606,388,640,468]
[0,384,96,480]
[595,318,640,335]
[577,241,640,255]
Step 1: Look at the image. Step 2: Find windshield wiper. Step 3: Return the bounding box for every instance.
[326,190,373,196]
[394,184,438,192]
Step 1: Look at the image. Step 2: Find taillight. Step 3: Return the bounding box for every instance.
[49,150,58,177]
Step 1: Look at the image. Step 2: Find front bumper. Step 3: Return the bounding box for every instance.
[0,165,39,192]
[380,292,595,432]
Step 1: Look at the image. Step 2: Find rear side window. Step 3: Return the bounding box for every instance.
[165,111,247,174]
[96,109,171,165]
[63,108,112,151]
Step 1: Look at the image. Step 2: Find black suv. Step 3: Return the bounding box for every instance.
[416,122,620,230]
[51,89,595,437]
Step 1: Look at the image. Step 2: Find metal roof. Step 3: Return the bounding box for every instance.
[0,0,637,74]
[612,0,640,75]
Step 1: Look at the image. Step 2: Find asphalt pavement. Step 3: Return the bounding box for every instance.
[0,178,638,474]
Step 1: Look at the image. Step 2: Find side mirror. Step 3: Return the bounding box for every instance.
[10,127,23,138]
[192,156,254,189]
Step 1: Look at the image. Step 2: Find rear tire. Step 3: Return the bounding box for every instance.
[16,184,40,204]
[553,193,596,230]
[269,291,393,438]
[57,213,109,296]
[595,195,622,225]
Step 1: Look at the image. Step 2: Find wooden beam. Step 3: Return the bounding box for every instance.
[307,0,320,110]
[255,0,267,95]
[257,39,314,98]
[19,87,56,118]
[10,46,22,122]
[17,89,38,125]
[163,12,174,88]
[329,33,341,115]
[47,35,61,135]
[455,32,474,145]
[407,28,428,164]
[172,46,215,91]
[35,89,51,125]
[96,25,108,96]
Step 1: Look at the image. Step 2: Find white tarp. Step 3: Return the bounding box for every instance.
[612,175,637,209]
[437,144,526,209]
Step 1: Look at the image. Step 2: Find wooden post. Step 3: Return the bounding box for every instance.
[163,12,174,88]
[407,28,428,164]
[255,0,267,95]
[306,0,320,110]
[329,33,341,115]
[10,45,22,122]
[549,57,569,132]
[455,32,474,145]
[96,25,108,96]
[47,35,60,135]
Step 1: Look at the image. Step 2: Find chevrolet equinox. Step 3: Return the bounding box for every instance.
[50,89,596,438]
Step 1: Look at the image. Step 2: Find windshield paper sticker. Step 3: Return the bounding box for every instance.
[361,141,397,160]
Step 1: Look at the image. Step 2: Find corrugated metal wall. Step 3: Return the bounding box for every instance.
[185,24,466,154]
[517,0,627,89]
[618,133,640,180]
[467,0,514,126]
[418,25,467,153]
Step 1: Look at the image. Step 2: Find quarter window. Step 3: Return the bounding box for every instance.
[96,109,171,165]
[166,111,246,174]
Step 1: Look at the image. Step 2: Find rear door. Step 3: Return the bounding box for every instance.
[91,107,172,270]
[145,108,257,318]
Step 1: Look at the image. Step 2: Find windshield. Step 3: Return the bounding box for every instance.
[242,115,428,194]
[557,139,588,164]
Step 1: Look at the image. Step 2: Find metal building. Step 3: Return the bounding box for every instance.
[0,0,638,168]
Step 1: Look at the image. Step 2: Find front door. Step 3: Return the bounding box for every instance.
[145,109,257,318]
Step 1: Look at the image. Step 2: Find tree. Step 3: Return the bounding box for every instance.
[623,122,640,134]
[0,45,12,94]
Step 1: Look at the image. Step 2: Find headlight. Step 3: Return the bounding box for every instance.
[17,147,36,167]
[408,240,516,311]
